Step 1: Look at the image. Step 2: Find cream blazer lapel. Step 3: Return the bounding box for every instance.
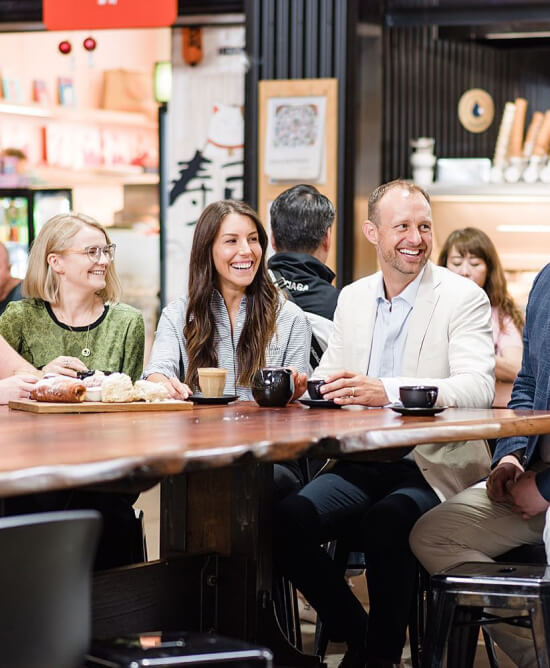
[401,262,440,376]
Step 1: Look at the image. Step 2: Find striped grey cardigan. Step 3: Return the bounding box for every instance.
[144,290,312,398]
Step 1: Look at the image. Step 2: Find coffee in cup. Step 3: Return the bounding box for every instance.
[198,367,227,397]
[307,379,326,400]
[399,385,438,408]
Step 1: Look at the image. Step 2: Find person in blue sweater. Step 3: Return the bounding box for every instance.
[410,263,550,668]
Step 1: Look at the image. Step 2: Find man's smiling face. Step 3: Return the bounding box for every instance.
[366,187,432,280]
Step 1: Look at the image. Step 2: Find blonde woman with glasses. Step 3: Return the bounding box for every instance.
[0,212,144,381]
[0,212,145,570]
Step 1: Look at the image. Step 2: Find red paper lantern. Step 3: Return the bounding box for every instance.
[58,40,72,55]
[83,36,97,52]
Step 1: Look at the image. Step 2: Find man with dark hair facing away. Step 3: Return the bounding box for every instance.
[268,184,339,364]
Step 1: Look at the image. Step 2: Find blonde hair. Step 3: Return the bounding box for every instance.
[23,212,122,304]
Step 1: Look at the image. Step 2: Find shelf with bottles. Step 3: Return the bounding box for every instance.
[0,101,157,129]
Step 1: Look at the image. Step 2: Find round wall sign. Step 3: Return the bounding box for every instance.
[458,89,495,133]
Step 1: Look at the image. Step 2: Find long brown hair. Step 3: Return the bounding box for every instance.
[438,227,524,333]
[184,200,279,390]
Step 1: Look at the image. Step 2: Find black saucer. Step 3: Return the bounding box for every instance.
[299,398,341,409]
[188,394,238,405]
[390,405,448,417]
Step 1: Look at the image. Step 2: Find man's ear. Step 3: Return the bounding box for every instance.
[362,219,378,246]
[270,231,278,252]
[321,226,332,252]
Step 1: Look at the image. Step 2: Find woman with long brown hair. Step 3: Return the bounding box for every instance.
[145,199,310,399]
[438,227,523,381]
[145,199,311,496]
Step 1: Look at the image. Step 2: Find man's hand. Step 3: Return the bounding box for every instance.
[289,367,307,401]
[486,455,524,503]
[320,371,389,406]
[147,373,191,400]
[506,470,550,519]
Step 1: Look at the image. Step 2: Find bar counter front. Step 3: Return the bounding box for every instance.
[2,401,550,666]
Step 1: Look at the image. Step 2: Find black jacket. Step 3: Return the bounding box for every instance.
[267,252,339,321]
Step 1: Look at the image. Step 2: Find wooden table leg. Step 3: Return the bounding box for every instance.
[161,461,322,666]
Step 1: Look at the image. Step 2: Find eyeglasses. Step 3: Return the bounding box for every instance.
[60,244,116,263]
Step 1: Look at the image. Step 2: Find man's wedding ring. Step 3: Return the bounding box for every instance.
[351,386,356,397]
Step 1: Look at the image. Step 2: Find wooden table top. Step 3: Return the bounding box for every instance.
[1,402,550,496]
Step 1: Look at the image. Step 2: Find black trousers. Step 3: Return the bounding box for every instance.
[274,459,439,661]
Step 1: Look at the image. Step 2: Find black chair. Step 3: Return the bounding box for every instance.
[0,509,101,668]
[421,543,548,668]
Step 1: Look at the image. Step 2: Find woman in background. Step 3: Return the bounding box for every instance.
[439,227,523,382]
[145,199,310,498]
[0,212,145,569]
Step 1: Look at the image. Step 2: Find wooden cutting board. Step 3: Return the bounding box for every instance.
[9,399,193,414]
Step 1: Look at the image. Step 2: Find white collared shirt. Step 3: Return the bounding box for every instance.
[367,267,426,403]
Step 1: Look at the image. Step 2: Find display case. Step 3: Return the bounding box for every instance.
[0,187,72,278]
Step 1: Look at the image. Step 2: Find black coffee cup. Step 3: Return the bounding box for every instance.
[251,367,294,407]
[307,379,326,400]
[399,385,438,408]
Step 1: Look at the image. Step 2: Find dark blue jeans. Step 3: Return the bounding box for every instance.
[274,459,439,661]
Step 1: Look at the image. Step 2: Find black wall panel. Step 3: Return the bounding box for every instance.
[382,26,550,181]
[244,0,358,285]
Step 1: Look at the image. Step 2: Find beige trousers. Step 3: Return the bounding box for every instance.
[409,482,546,667]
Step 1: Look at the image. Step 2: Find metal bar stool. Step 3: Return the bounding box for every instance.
[421,560,550,668]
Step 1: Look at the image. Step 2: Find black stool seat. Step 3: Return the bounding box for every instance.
[86,631,273,667]
[422,561,550,668]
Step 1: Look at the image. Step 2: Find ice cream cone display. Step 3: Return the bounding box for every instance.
[522,110,544,158]
[490,102,516,182]
[507,97,527,158]
[532,110,550,158]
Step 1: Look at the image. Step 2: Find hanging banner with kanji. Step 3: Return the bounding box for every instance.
[44,0,177,30]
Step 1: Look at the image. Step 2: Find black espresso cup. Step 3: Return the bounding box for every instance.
[251,367,295,407]
[307,379,326,400]
[399,385,438,408]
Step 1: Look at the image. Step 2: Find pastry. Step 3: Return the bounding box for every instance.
[133,380,169,402]
[30,375,86,403]
[101,372,134,403]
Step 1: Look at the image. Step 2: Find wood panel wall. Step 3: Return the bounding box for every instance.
[382,26,550,181]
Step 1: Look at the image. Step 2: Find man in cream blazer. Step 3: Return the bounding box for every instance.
[274,180,495,668]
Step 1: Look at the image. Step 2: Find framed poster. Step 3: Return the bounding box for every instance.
[258,78,338,272]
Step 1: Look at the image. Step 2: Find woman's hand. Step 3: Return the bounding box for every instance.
[495,348,522,383]
[320,371,389,406]
[42,356,88,378]
[0,374,39,404]
[147,373,191,400]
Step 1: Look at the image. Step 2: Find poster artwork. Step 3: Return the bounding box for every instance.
[169,103,244,227]
[264,95,326,182]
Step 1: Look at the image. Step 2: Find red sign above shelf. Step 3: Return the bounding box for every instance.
[44,0,177,30]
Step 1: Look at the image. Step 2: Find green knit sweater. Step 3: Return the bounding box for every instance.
[0,298,145,381]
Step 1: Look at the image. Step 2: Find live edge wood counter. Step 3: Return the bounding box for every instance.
[1,402,550,496]
[2,402,550,667]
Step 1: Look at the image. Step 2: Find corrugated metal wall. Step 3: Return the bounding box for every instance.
[244,0,358,285]
[382,26,550,181]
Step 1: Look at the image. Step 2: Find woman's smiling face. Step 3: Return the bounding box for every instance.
[211,212,262,295]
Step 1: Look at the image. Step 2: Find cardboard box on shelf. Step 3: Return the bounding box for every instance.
[101,69,156,116]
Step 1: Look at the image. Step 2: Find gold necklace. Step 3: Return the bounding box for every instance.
[57,304,97,359]
[65,322,92,358]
